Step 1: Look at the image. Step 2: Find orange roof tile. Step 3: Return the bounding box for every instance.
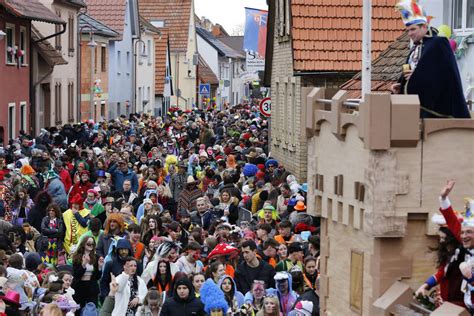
[138,0,191,52]
[292,0,405,72]
[85,0,125,40]
[154,29,168,95]
[198,55,218,85]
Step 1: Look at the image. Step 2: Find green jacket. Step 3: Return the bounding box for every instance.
[99,296,115,316]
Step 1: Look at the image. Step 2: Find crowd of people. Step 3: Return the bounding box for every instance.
[0,103,320,316]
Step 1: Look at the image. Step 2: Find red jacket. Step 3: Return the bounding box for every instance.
[437,204,465,307]
[68,181,93,204]
[59,169,72,192]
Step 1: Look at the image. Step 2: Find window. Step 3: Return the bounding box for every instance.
[100,101,106,118]
[350,251,364,312]
[277,0,290,38]
[55,10,62,51]
[68,16,74,56]
[150,20,164,28]
[6,24,15,64]
[55,82,62,124]
[101,46,107,72]
[147,39,152,64]
[94,48,98,73]
[19,27,27,65]
[8,103,15,139]
[68,82,74,122]
[20,102,27,133]
[117,50,121,69]
[453,0,474,32]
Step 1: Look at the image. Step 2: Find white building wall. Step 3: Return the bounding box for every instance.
[108,1,134,119]
[419,0,473,97]
[136,31,155,114]
[34,1,79,127]
[196,34,218,75]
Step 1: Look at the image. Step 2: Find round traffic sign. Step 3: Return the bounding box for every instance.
[259,97,271,117]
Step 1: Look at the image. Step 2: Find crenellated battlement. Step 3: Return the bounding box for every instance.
[304,87,474,315]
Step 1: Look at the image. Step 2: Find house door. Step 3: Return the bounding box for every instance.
[41,83,51,128]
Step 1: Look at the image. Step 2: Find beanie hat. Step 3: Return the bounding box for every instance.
[20,165,35,176]
[242,163,258,177]
[24,252,41,271]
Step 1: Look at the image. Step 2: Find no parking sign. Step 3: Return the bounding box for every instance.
[259,97,271,117]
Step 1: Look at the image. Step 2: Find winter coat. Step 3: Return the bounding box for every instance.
[40,216,65,248]
[46,177,68,209]
[108,164,139,193]
[111,272,147,316]
[217,275,245,310]
[100,238,133,299]
[160,278,205,316]
[170,172,186,201]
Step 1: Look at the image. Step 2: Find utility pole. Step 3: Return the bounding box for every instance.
[362,0,372,100]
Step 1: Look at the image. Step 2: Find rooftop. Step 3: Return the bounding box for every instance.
[79,13,119,38]
[217,36,245,56]
[340,31,410,98]
[1,0,65,24]
[31,26,67,65]
[139,0,192,52]
[196,27,244,59]
[198,54,219,85]
[291,0,405,72]
[85,0,127,40]
[154,29,168,95]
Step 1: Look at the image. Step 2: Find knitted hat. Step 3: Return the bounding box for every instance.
[70,193,83,208]
[20,165,35,176]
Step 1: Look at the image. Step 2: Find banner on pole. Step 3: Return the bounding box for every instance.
[243,7,268,73]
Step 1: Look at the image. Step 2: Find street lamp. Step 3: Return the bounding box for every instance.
[0,30,6,41]
[133,39,146,113]
[88,32,98,120]
[77,22,96,122]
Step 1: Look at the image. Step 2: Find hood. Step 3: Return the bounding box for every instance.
[217,274,237,295]
[275,271,294,296]
[115,238,132,253]
[144,189,158,199]
[173,277,195,302]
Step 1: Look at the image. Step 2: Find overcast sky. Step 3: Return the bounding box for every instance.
[195,0,268,35]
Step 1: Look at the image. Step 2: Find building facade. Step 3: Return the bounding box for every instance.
[139,0,197,111]
[1,0,65,140]
[305,88,474,315]
[79,13,118,122]
[135,17,159,114]
[87,0,140,119]
[34,0,85,128]
[265,0,404,181]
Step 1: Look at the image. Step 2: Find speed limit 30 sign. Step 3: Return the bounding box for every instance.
[259,97,271,117]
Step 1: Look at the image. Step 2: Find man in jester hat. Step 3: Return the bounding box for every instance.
[392,0,470,119]
[438,180,474,311]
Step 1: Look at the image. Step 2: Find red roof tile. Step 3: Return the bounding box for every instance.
[292,0,405,72]
[198,55,218,85]
[85,0,125,40]
[138,0,191,52]
[154,29,168,95]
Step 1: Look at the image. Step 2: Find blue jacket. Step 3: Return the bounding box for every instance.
[108,164,139,192]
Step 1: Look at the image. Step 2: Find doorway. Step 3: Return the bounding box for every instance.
[41,83,51,128]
